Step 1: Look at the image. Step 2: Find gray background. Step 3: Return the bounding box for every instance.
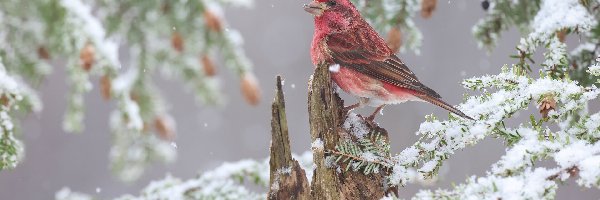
[1,0,598,199]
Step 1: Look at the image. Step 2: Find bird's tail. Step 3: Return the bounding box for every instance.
[416,94,474,120]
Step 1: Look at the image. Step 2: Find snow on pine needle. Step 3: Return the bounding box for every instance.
[588,56,600,79]
[0,57,40,170]
[518,0,596,53]
[388,65,600,185]
[415,139,600,199]
[328,50,600,193]
[414,167,562,200]
[405,1,600,198]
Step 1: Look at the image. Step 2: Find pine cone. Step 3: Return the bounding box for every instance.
[38,46,50,60]
[161,2,171,13]
[100,75,111,100]
[155,115,176,141]
[0,95,8,106]
[240,73,261,106]
[386,27,402,53]
[201,54,217,77]
[171,32,184,52]
[421,0,437,19]
[539,95,556,118]
[130,91,139,103]
[204,10,223,32]
[80,42,95,71]
[557,29,566,43]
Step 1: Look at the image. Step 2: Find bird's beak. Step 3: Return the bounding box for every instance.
[303,1,325,16]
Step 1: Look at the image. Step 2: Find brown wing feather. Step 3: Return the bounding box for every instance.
[416,94,474,120]
[326,30,441,98]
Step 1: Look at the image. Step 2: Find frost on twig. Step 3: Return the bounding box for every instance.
[0,0,258,180]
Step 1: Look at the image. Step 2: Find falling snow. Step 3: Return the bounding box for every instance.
[328,64,340,73]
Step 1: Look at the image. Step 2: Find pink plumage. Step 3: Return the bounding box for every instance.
[304,0,472,120]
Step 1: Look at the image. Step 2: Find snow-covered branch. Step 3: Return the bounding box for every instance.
[57,152,314,200]
[0,57,40,170]
[0,0,258,181]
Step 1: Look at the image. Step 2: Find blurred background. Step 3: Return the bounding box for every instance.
[0,0,598,199]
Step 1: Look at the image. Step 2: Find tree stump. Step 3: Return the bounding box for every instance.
[269,64,397,200]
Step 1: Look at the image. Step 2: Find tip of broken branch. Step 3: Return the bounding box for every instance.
[269,75,310,199]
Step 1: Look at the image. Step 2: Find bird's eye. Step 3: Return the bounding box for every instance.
[327,1,337,6]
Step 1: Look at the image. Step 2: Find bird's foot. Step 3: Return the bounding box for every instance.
[344,97,369,113]
[366,105,386,122]
[343,97,370,114]
[343,103,361,113]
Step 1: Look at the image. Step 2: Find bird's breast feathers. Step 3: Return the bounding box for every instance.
[310,34,334,65]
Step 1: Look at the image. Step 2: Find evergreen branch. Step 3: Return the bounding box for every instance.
[0,0,257,180]
[473,0,541,50]
[0,58,39,170]
[328,125,392,175]
[329,148,391,169]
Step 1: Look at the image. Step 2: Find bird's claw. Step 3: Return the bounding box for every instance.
[343,103,360,113]
[366,105,385,122]
[344,97,369,113]
[366,114,376,122]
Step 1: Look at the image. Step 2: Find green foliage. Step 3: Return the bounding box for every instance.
[329,130,392,175]
[0,0,256,180]
[0,130,23,170]
[473,0,541,49]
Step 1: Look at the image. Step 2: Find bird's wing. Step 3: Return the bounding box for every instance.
[326,30,441,98]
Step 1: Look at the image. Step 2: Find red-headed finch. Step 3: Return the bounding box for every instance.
[304,0,473,120]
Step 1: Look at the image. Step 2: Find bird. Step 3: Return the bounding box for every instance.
[303,0,473,121]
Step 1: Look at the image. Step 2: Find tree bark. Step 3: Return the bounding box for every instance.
[308,63,395,199]
[307,63,345,199]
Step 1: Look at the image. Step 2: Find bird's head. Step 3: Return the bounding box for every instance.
[303,0,360,33]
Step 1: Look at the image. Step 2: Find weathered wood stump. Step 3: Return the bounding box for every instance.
[268,64,397,200]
